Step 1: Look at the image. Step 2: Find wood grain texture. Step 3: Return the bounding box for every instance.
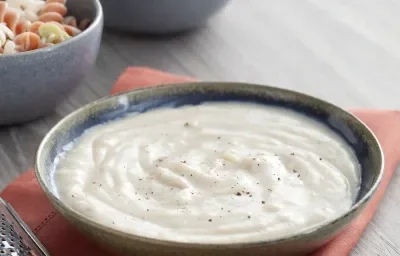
[0,1,399,255]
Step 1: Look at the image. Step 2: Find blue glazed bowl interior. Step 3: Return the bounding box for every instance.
[39,82,382,230]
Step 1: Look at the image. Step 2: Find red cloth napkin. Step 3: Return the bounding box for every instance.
[2,67,400,256]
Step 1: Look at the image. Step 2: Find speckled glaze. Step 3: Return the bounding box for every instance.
[99,0,231,34]
[35,82,383,256]
[0,0,103,125]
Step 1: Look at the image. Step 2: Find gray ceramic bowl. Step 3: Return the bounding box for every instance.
[35,82,383,256]
[99,0,231,34]
[0,0,103,125]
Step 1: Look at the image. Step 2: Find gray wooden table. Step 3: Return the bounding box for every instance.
[1,1,400,255]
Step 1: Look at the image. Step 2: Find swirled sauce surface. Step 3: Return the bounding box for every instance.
[53,102,361,243]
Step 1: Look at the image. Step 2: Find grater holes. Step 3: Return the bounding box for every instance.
[0,209,35,255]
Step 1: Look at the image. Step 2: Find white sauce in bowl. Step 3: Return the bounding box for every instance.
[53,102,361,243]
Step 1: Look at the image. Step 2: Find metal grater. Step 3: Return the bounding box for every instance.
[0,197,50,256]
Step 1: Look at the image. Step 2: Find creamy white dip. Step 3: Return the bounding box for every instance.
[53,102,361,243]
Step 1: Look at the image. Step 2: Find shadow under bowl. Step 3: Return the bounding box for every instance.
[35,82,383,256]
[0,0,103,125]
[99,0,231,34]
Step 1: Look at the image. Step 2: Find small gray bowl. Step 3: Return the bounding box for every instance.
[99,0,231,34]
[35,82,383,256]
[0,0,103,125]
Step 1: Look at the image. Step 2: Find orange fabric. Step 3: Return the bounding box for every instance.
[2,67,400,256]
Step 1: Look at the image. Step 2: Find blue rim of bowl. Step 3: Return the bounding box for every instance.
[0,0,103,59]
[35,82,384,248]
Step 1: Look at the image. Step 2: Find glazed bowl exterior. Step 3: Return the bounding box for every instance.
[0,0,103,125]
[99,0,231,34]
[35,82,383,256]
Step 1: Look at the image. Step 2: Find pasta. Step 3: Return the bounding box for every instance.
[0,0,90,55]
[38,22,69,43]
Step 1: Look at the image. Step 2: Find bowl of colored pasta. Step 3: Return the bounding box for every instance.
[0,0,103,125]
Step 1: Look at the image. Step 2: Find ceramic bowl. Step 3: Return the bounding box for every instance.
[0,0,103,125]
[99,0,231,34]
[35,82,383,256]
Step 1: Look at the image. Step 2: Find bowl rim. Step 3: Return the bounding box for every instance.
[0,0,103,59]
[35,81,384,248]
